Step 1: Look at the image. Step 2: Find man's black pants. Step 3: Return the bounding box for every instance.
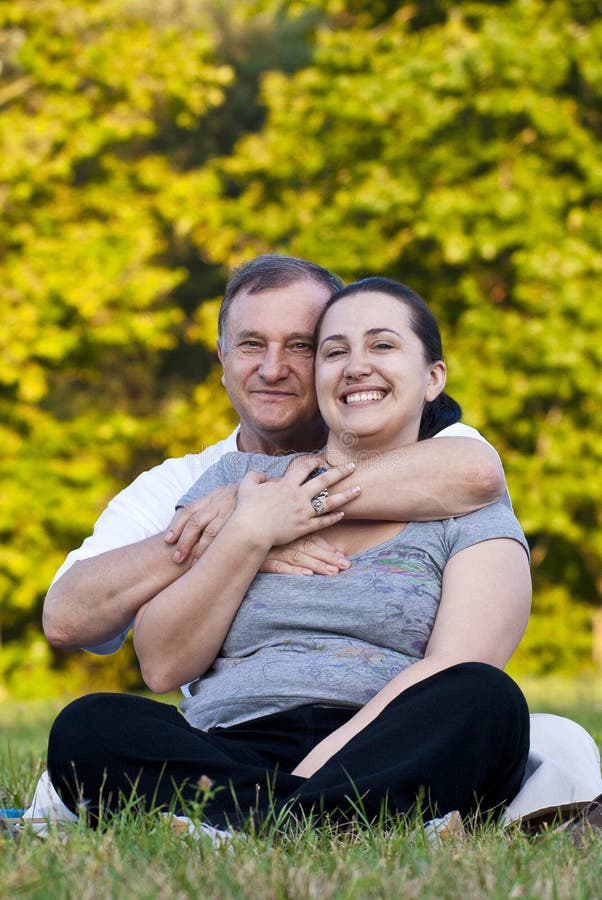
[47,662,529,829]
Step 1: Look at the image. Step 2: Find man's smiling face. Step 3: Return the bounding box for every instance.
[218,278,332,454]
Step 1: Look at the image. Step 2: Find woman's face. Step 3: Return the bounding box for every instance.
[315,291,446,454]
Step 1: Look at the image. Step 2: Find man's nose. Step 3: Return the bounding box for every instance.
[258,344,289,381]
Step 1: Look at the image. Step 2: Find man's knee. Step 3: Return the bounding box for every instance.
[50,693,123,744]
[48,692,133,779]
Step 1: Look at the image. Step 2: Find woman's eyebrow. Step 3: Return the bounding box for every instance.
[365,328,401,338]
[319,327,401,349]
[319,333,346,349]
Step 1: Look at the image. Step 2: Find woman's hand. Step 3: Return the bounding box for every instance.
[232,456,360,549]
[165,458,359,566]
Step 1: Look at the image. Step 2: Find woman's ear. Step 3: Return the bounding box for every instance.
[425,360,447,402]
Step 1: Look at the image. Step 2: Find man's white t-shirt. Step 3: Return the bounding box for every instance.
[51,422,495,655]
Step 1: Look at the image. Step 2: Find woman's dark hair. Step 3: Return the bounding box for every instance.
[315,277,461,440]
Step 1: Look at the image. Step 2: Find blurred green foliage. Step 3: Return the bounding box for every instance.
[0,0,600,695]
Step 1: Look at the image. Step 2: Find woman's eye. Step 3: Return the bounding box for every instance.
[324,347,346,358]
[374,342,394,350]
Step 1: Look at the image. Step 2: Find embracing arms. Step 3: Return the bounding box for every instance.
[170,434,506,572]
[43,532,187,651]
[132,459,359,692]
[43,430,504,651]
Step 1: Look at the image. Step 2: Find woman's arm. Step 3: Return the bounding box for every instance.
[133,459,359,693]
[291,536,531,778]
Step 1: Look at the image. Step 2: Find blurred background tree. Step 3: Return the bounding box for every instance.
[0,0,600,695]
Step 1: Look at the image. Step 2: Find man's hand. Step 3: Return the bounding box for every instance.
[164,484,239,564]
[260,535,351,576]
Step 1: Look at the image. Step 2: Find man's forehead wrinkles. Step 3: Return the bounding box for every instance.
[235,328,315,342]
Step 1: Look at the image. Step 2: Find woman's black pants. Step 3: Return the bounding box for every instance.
[47,662,529,829]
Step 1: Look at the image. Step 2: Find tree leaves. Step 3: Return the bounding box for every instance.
[1,0,601,688]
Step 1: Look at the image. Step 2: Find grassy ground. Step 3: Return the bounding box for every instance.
[1,679,602,899]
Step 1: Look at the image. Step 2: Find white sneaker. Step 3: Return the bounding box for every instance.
[166,814,235,846]
[19,771,79,838]
[424,810,465,845]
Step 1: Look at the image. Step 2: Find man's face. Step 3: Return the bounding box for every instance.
[218,278,332,453]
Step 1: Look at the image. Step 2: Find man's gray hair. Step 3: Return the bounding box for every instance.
[217,254,343,350]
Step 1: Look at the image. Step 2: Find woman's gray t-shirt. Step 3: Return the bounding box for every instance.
[177,452,529,732]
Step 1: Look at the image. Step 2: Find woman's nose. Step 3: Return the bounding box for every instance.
[343,349,372,379]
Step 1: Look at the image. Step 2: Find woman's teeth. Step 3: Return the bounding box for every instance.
[344,391,386,404]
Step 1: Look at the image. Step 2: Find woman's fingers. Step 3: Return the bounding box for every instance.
[234,460,360,547]
[304,509,346,531]
[288,457,361,521]
[285,455,356,490]
[283,456,361,514]
[307,484,361,517]
[305,463,357,501]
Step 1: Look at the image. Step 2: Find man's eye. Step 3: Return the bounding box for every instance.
[240,341,262,349]
[289,342,314,354]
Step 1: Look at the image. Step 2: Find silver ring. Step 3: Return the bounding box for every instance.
[311,496,327,515]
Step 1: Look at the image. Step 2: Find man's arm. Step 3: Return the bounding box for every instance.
[168,433,506,572]
[42,433,242,652]
[43,534,189,650]
[333,436,506,522]
[42,484,238,650]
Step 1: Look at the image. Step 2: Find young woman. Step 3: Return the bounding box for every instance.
[47,278,531,830]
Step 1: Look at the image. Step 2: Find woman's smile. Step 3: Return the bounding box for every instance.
[340,388,389,405]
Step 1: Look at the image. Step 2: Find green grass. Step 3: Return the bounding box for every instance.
[1,680,602,899]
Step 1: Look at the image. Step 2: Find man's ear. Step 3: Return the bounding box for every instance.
[217,341,226,388]
[425,360,447,402]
